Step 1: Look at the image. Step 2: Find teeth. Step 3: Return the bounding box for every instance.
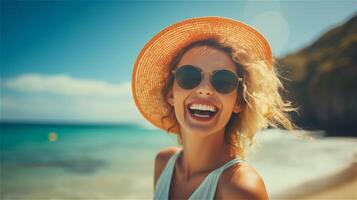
[189,104,216,112]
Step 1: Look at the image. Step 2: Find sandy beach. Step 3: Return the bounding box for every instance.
[272,162,357,200]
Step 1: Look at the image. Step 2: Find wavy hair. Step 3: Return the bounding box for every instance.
[160,38,305,158]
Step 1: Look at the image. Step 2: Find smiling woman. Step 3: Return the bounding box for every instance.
[131,16,298,200]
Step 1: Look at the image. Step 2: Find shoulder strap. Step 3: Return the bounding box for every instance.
[189,157,246,200]
[153,150,182,200]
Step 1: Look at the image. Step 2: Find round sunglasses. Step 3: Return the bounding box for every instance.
[172,65,243,94]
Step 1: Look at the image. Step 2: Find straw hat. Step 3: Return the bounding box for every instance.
[132,16,272,134]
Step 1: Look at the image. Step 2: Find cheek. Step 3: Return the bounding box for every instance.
[172,85,188,116]
[220,93,238,116]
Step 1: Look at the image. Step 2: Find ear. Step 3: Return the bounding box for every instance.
[233,103,242,113]
[166,90,174,106]
[233,96,243,113]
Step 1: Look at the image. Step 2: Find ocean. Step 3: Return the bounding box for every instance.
[0,122,355,199]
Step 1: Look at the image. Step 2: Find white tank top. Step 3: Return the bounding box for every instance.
[154,149,246,200]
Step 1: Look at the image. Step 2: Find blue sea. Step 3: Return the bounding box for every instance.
[0,122,355,199]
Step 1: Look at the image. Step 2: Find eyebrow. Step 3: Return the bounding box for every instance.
[177,64,237,73]
[177,64,234,71]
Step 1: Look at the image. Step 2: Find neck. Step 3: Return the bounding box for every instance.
[178,128,235,181]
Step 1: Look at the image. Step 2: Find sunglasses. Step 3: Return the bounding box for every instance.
[172,65,243,94]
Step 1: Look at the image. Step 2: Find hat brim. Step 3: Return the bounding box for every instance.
[132,16,272,134]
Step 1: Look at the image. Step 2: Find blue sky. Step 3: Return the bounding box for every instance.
[1,1,356,125]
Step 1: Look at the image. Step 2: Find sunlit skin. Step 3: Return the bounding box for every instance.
[166,46,242,178]
[169,46,242,136]
[157,46,269,199]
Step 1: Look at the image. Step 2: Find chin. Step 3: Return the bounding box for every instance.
[181,124,224,138]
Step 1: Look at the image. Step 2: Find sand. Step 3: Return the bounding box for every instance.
[297,179,356,200]
[272,162,357,200]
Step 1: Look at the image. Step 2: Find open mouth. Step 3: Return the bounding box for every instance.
[186,103,219,121]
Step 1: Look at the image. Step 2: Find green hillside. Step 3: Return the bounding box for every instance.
[277,13,357,136]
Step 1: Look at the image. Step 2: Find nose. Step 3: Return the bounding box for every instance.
[196,74,213,96]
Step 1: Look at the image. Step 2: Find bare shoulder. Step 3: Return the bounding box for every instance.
[216,162,269,200]
[153,147,181,190]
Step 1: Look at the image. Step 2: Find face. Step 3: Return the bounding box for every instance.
[167,46,242,137]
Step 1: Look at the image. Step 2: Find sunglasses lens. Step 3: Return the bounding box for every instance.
[211,70,238,94]
[175,65,201,89]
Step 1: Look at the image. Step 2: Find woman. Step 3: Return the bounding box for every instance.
[132,17,296,200]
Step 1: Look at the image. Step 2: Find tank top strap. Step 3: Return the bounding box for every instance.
[153,149,182,200]
[188,157,246,200]
[215,157,246,174]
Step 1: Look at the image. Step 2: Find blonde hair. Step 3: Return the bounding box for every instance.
[161,38,305,158]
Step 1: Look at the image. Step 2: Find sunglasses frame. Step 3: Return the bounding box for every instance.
[172,65,243,94]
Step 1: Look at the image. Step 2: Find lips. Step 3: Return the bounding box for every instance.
[186,99,220,121]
